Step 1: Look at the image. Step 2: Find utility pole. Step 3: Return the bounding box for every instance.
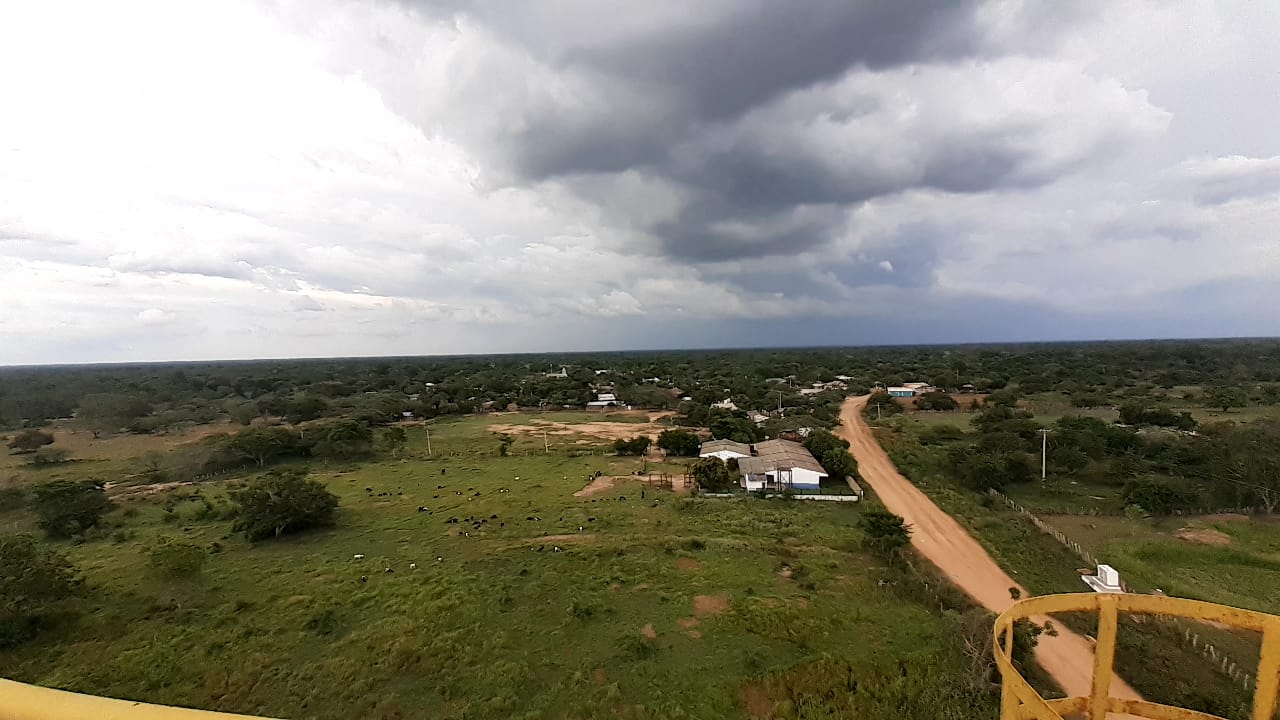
[777,391,783,413]
[543,429,549,454]
[1039,428,1050,480]
[425,424,433,456]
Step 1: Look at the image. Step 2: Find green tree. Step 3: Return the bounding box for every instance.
[30,479,110,539]
[860,508,911,555]
[864,391,902,418]
[77,392,152,437]
[803,430,858,480]
[309,420,374,460]
[228,425,300,467]
[231,469,339,541]
[0,534,83,647]
[378,426,408,456]
[657,429,701,456]
[1122,478,1198,515]
[613,436,652,456]
[690,457,734,491]
[915,391,959,412]
[7,429,54,452]
[1215,420,1280,514]
[1205,386,1247,412]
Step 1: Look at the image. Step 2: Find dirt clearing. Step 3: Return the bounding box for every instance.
[1176,527,1232,546]
[574,476,617,496]
[693,594,729,616]
[488,414,671,442]
[676,557,702,571]
[640,624,657,639]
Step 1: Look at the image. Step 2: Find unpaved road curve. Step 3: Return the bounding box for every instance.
[838,395,1141,705]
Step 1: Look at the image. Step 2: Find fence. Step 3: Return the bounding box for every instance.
[995,496,1258,518]
[987,489,1256,691]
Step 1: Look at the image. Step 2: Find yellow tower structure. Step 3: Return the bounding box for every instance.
[994,593,1280,720]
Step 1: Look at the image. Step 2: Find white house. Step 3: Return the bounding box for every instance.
[699,439,752,461]
[586,392,621,411]
[748,411,770,425]
[711,398,738,410]
[738,439,826,492]
[887,386,917,398]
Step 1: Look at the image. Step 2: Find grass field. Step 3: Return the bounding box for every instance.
[1,414,995,720]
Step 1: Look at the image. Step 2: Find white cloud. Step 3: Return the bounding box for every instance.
[1,0,1279,363]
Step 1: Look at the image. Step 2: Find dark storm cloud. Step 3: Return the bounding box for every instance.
[381,0,1117,265]
[562,1,982,121]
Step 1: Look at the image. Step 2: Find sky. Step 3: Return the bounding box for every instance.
[2,0,1279,364]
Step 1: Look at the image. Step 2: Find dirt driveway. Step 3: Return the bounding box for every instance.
[838,395,1141,706]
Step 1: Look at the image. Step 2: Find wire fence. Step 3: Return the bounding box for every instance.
[987,489,1256,690]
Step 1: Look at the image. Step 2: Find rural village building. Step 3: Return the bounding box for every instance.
[698,438,827,491]
[698,439,751,461]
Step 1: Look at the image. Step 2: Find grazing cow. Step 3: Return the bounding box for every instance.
[354,554,365,559]
[409,563,416,570]
[553,546,562,553]
[417,506,427,512]
[360,575,368,583]
[385,567,394,574]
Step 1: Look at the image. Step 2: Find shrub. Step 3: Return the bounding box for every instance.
[860,508,911,555]
[7,429,54,452]
[0,534,83,647]
[0,485,26,512]
[1122,478,1197,515]
[29,447,70,465]
[147,537,207,578]
[690,457,734,491]
[915,391,959,411]
[613,436,652,456]
[30,479,110,539]
[231,469,339,541]
[657,429,701,456]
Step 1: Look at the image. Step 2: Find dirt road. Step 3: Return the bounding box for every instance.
[837,395,1141,704]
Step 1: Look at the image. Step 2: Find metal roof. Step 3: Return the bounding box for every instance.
[699,439,752,456]
[744,439,827,475]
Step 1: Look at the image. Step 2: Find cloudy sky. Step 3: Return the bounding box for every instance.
[2,0,1278,364]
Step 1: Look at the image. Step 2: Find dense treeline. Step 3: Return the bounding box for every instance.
[4,339,1279,430]
[904,393,1280,515]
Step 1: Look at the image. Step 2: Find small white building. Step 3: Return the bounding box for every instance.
[586,393,621,411]
[748,411,770,425]
[711,398,738,410]
[699,439,752,461]
[1083,564,1124,593]
[738,439,826,492]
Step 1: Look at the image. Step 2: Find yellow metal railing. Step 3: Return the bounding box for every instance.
[994,593,1280,720]
[0,678,274,720]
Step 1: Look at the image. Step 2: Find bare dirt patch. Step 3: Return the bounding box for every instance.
[675,557,702,571]
[574,476,617,497]
[1176,527,1233,547]
[530,533,595,544]
[693,593,729,617]
[677,617,700,629]
[488,415,668,442]
[685,629,702,639]
[634,583,650,591]
[740,683,777,720]
[776,565,794,579]
[591,668,608,685]
[640,623,657,639]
